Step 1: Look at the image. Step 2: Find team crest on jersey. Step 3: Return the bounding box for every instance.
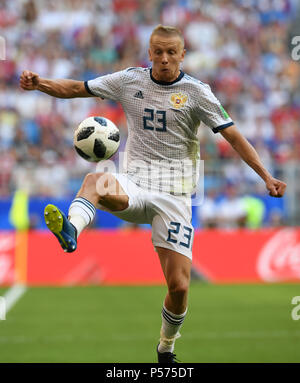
[170,92,188,109]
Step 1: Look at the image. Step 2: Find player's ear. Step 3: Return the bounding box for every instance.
[180,48,186,62]
[148,48,153,62]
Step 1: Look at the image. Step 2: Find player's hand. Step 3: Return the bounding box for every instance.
[20,70,40,91]
[265,177,287,198]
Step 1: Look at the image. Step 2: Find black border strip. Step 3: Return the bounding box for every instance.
[212,121,234,134]
[150,68,184,86]
[84,81,97,96]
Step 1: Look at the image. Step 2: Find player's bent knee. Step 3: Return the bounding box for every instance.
[95,173,119,197]
[167,280,189,298]
[82,173,98,190]
[78,173,99,198]
[81,172,114,196]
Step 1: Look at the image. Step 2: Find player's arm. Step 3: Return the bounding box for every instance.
[220,124,287,197]
[20,70,93,98]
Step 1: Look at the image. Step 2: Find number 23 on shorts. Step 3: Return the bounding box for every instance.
[167,221,193,249]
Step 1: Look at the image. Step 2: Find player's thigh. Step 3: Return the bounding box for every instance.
[97,173,150,224]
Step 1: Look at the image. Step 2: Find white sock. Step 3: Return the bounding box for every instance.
[68,197,96,237]
[158,305,187,353]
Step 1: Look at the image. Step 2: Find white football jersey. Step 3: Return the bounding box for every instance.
[85,67,234,195]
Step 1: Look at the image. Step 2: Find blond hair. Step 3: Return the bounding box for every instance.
[150,24,185,48]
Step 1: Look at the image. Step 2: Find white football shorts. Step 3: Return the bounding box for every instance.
[97,173,194,260]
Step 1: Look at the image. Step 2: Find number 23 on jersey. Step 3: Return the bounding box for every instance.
[143,108,167,132]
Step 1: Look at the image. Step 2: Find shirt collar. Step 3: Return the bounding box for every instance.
[150,68,184,85]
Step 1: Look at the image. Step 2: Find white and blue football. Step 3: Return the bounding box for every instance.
[74,116,120,162]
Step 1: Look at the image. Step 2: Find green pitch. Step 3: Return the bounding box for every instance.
[0,283,299,363]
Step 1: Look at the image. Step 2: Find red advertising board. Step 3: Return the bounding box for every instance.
[27,230,164,285]
[0,228,300,286]
[193,228,300,283]
[0,232,15,285]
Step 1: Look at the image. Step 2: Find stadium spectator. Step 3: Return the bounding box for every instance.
[217,182,247,229]
[197,188,219,229]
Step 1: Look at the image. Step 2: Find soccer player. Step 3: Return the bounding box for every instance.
[20,25,287,363]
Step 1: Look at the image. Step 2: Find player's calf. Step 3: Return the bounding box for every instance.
[159,276,189,355]
[156,248,191,359]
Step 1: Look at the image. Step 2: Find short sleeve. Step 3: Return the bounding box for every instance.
[197,84,234,134]
[84,70,126,101]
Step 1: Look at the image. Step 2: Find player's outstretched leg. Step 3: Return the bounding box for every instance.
[44,173,128,253]
[156,247,191,363]
[44,204,78,253]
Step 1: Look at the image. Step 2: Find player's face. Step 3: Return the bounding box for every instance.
[148,34,185,83]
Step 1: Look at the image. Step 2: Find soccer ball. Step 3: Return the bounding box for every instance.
[74,116,120,162]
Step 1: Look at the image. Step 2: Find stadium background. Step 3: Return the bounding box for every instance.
[0,0,300,363]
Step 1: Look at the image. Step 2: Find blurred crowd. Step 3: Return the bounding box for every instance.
[0,0,299,227]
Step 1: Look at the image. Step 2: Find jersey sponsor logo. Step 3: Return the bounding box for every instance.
[134,90,144,99]
[169,92,188,109]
